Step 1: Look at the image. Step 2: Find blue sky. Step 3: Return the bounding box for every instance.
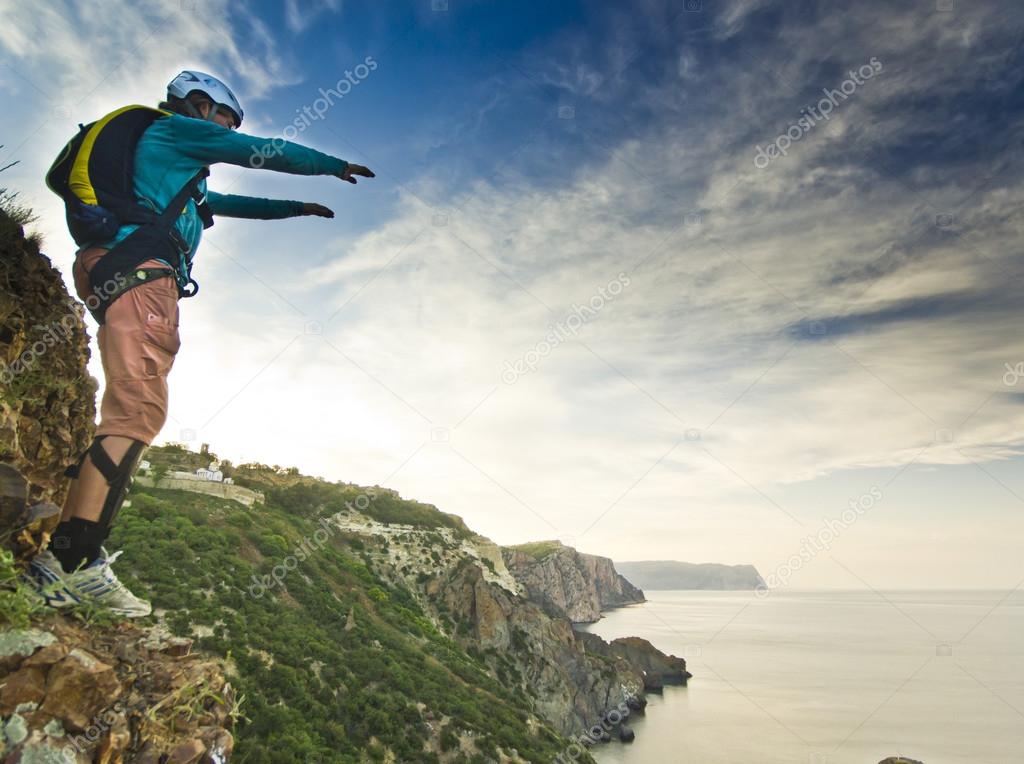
[2,0,1024,589]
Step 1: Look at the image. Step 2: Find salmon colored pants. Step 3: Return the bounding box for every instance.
[73,247,181,445]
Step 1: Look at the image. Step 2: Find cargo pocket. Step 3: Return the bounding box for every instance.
[138,278,181,378]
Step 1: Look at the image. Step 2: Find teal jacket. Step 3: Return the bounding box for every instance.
[94,112,348,284]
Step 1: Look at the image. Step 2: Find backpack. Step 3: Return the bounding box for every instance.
[45,105,215,321]
[46,104,215,245]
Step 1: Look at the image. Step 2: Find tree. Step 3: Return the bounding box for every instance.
[152,463,169,486]
[0,145,19,175]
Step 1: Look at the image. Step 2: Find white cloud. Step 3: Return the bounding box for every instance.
[284,0,342,34]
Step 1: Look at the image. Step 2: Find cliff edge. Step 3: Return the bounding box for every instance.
[501,540,645,623]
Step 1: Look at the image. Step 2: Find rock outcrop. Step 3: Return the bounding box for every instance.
[438,558,645,736]
[501,541,645,623]
[614,559,766,590]
[0,617,236,763]
[0,209,96,510]
[574,632,690,691]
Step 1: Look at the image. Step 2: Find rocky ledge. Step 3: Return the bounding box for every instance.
[0,616,235,763]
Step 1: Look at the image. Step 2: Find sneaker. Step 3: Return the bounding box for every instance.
[25,549,82,609]
[60,547,152,618]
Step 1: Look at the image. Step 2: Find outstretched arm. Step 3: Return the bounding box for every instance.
[206,191,335,220]
[167,114,374,180]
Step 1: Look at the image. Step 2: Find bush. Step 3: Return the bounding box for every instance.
[130,492,171,521]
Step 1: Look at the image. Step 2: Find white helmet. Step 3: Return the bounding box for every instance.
[167,70,244,127]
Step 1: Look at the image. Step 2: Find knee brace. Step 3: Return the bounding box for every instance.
[65,436,147,534]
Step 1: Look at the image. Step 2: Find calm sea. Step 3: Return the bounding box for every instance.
[577,590,1024,764]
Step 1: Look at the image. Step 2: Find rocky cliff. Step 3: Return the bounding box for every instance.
[0,211,95,509]
[501,540,645,623]
[336,516,685,739]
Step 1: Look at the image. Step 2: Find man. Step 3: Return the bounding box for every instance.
[28,70,374,616]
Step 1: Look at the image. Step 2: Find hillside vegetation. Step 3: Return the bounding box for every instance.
[108,445,587,763]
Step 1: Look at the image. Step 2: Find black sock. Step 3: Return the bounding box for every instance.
[49,518,107,572]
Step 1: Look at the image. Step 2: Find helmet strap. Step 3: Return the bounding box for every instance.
[179,97,205,120]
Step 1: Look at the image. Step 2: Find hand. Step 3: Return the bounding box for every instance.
[339,163,375,184]
[301,202,334,218]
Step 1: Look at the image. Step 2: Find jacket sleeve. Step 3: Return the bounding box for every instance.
[206,191,305,220]
[167,114,349,176]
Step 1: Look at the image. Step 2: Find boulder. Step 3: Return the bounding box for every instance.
[40,649,123,731]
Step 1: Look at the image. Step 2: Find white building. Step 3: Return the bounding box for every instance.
[196,462,224,482]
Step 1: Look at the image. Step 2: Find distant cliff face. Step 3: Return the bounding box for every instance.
[500,541,645,623]
[614,560,766,590]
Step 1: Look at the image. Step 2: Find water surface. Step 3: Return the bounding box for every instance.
[578,590,1024,764]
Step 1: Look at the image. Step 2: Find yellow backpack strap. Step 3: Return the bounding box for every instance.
[68,105,171,205]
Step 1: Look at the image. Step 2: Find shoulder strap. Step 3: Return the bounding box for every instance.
[191,184,215,230]
[157,167,210,227]
[71,105,167,208]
